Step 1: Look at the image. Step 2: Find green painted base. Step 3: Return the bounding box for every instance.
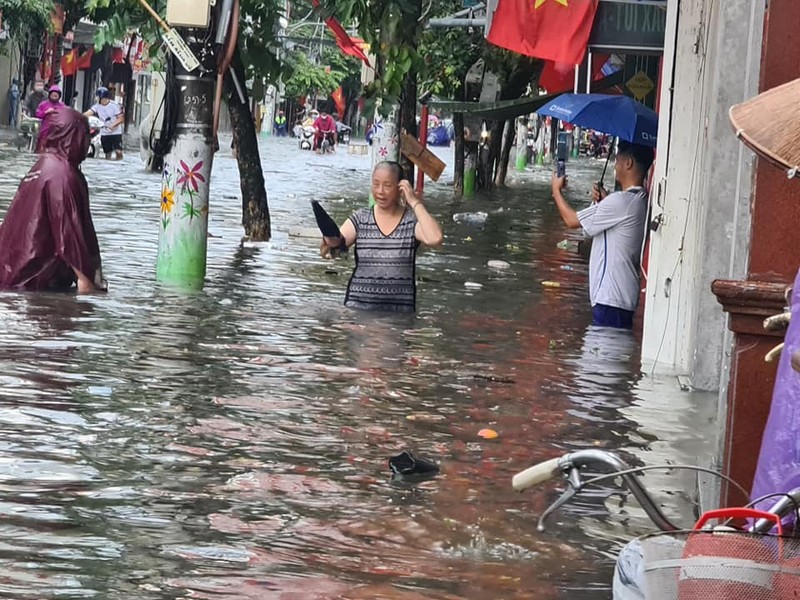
[368,192,375,207]
[535,153,544,166]
[516,154,527,172]
[571,148,578,158]
[156,231,207,288]
[464,169,476,197]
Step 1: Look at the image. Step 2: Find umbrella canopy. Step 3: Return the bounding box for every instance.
[311,200,341,238]
[729,77,800,178]
[536,93,658,147]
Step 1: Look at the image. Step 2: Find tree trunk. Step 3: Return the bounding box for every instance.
[224,45,271,242]
[453,112,464,199]
[123,77,135,134]
[482,119,503,189]
[398,68,417,182]
[495,119,515,187]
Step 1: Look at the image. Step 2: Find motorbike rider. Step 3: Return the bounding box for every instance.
[35,85,67,152]
[313,108,337,153]
[23,81,46,118]
[84,87,124,160]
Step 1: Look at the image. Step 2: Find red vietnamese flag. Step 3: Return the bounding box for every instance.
[76,47,94,70]
[60,49,77,77]
[331,86,346,118]
[311,0,370,66]
[487,0,599,65]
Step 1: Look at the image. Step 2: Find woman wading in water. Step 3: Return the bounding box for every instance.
[320,161,443,313]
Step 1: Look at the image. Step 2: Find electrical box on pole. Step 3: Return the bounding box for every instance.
[166,0,213,28]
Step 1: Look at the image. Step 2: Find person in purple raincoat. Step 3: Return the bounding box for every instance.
[0,108,106,293]
[34,84,66,152]
[751,278,800,526]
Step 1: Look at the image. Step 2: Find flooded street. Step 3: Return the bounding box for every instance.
[0,136,716,599]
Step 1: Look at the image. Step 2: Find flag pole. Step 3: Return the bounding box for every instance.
[573,64,579,94]
[586,50,592,93]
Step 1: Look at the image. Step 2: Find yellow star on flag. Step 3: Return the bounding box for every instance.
[534,0,568,8]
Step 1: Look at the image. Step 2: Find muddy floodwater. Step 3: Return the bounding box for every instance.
[0,136,716,599]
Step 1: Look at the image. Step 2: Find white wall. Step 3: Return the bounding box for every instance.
[641,0,763,391]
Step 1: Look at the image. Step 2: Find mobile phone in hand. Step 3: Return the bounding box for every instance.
[556,159,566,178]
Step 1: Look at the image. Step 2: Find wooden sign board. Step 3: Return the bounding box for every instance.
[400,133,446,182]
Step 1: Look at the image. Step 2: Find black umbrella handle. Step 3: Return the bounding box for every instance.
[599,136,615,187]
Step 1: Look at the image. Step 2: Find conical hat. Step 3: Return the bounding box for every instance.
[729,77,800,178]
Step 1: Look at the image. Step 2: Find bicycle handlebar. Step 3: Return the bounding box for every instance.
[514,449,800,534]
[513,449,680,532]
[512,457,563,491]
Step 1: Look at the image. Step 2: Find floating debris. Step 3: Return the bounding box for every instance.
[487,260,511,270]
[478,428,499,440]
[453,212,488,226]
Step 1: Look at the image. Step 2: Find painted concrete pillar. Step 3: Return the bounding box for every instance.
[369,108,399,206]
[515,118,528,172]
[156,34,217,288]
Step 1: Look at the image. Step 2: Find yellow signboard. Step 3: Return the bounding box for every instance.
[626,71,655,102]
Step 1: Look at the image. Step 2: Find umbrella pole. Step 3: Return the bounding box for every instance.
[599,136,615,186]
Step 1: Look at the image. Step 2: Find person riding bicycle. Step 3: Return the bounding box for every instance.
[313,109,337,153]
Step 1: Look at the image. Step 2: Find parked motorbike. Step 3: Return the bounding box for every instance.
[17,115,40,152]
[336,122,351,145]
[299,126,315,151]
[86,116,103,159]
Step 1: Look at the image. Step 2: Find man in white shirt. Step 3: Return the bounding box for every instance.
[551,141,654,329]
[84,87,124,160]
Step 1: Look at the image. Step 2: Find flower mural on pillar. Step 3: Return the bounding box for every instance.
[160,166,176,230]
[177,160,206,222]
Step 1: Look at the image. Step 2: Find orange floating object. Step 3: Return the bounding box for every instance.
[478,428,499,439]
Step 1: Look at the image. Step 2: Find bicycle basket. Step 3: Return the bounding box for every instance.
[640,530,800,599]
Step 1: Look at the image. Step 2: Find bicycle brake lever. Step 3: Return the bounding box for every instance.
[537,467,583,532]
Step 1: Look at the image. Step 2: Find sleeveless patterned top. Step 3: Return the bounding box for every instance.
[345,207,419,313]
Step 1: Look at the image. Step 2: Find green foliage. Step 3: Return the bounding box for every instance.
[282,51,342,99]
[0,0,55,33]
[85,0,164,53]
[418,18,482,100]
[238,0,285,85]
[316,0,425,109]
[85,0,285,83]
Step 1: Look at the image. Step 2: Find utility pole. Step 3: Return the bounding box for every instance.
[156,30,217,287]
[368,103,399,206]
[144,0,218,288]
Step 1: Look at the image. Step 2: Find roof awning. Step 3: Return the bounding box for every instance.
[428,71,624,120]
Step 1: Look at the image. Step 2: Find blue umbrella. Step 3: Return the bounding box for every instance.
[537,93,658,147]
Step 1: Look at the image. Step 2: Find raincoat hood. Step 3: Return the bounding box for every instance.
[42,108,90,166]
[0,107,103,291]
[48,85,62,97]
